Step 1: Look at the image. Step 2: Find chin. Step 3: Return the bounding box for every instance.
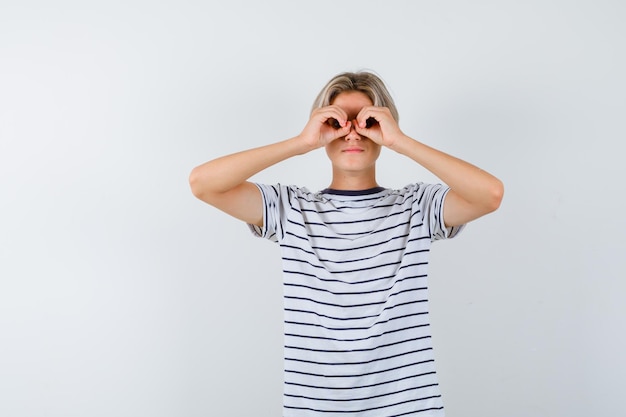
[333,161,378,173]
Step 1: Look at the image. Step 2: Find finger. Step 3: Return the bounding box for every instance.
[325,106,349,127]
[334,120,351,136]
[355,116,379,130]
[359,106,395,128]
[323,124,351,145]
[323,120,351,140]
[328,115,351,130]
[355,106,378,128]
[314,106,347,122]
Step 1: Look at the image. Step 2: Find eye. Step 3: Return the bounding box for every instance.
[365,117,377,128]
[328,119,341,129]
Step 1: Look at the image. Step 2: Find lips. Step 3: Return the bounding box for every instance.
[342,147,364,153]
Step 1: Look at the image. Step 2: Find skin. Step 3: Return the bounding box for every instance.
[324,91,382,190]
[189,90,504,228]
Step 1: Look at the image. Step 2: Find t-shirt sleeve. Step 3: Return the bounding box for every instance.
[414,183,465,241]
[247,183,282,243]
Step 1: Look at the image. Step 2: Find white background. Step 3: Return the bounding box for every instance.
[1,1,625,416]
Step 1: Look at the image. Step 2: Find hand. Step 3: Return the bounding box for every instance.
[353,106,404,148]
[298,106,353,150]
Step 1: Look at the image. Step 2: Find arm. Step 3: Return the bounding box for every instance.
[189,138,308,227]
[390,138,504,227]
[189,106,352,226]
[354,107,504,227]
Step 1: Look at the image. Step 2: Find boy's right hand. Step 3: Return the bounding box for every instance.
[298,106,352,151]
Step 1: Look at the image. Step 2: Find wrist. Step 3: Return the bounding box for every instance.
[290,135,318,155]
[388,134,418,154]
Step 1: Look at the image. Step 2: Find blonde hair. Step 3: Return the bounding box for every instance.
[311,71,399,121]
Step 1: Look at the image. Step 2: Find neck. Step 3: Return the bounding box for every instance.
[327,167,378,191]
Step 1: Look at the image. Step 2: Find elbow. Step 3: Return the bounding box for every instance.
[188,166,227,205]
[188,167,207,200]
[487,178,504,213]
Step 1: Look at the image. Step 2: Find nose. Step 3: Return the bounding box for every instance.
[344,120,361,141]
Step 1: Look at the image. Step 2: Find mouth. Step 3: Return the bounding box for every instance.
[342,147,364,153]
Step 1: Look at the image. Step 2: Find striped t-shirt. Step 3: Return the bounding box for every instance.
[249,183,463,417]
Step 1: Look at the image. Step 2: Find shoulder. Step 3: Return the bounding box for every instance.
[255,183,319,204]
[391,182,443,198]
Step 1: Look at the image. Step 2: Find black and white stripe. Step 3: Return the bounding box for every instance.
[249,183,463,417]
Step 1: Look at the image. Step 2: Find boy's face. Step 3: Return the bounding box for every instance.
[325,91,382,174]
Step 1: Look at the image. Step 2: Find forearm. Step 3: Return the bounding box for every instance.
[391,135,504,210]
[189,136,309,196]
